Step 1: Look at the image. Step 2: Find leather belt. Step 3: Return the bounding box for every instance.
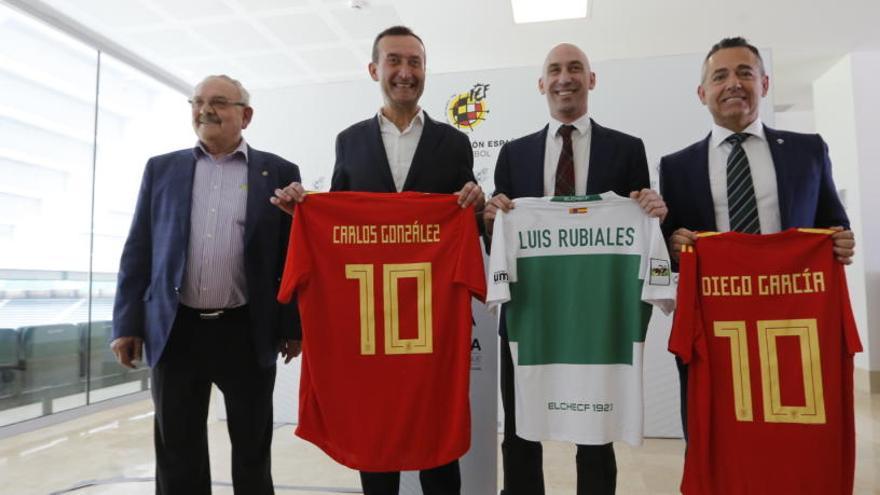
[198,310,224,320]
[179,304,247,320]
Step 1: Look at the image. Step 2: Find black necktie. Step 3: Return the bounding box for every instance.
[726,133,760,234]
[554,125,576,196]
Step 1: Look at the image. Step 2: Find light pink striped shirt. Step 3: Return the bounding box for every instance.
[179,139,249,309]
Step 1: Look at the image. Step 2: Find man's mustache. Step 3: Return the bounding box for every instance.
[198,115,221,125]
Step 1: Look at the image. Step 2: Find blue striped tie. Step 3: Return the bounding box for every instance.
[726,133,761,234]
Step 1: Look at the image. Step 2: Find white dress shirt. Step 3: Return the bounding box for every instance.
[708,118,782,233]
[378,109,425,192]
[543,114,592,196]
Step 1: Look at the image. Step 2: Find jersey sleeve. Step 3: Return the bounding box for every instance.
[640,216,676,315]
[668,245,700,364]
[836,263,863,355]
[277,202,312,304]
[485,209,513,312]
[453,205,487,302]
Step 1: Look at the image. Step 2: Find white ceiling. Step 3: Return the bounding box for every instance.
[21,0,880,110]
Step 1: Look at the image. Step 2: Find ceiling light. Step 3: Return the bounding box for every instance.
[511,0,588,24]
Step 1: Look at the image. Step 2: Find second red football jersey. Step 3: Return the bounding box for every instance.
[278,191,486,471]
[669,229,861,494]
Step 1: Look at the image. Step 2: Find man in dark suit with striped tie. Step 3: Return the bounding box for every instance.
[659,36,855,435]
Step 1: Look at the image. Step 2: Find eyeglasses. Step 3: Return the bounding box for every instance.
[188,98,247,110]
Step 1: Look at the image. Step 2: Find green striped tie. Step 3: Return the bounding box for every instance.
[726,133,761,234]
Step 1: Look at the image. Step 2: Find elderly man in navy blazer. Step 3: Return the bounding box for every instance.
[111,74,302,495]
[273,26,482,495]
[659,36,855,434]
[482,43,667,495]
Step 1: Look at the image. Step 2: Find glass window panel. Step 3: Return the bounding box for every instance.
[87,54,190,403]
[0,0,199,423]
[0,3,95,424]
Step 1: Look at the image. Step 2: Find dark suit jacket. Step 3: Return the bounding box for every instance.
[112,146,302,368]
[659,125,850,242]
[330,112,475,193]
[492,119,650,199]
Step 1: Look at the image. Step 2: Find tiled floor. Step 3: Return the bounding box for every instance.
[1,391,878,494]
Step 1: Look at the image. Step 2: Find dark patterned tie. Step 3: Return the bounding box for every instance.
[726,132,761,233]
[554,125,576,196]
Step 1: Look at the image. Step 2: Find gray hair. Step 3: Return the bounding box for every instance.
[193,74,251,106]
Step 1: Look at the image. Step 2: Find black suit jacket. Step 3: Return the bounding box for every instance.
[492,119,650,200]
[659,125,849,241]
[330,112,475,193]
[113,146,302,368]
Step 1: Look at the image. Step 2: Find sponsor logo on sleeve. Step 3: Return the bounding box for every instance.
[649,258,671,286]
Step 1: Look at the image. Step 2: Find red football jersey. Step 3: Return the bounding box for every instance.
[277,191,486,471]
[669,229,861,494]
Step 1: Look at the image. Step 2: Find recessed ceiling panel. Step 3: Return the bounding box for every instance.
[166,58,252,87]
[123,29,215,60]
[236,0,312,13]
[260,13,338,47]
[238,53,306,78]
[193,20,276,53]
[147,0,236,19]
[298,46,363,74]
[330,4,402,40]
[45,0,165,29]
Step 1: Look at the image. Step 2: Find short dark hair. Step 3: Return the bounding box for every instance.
[371,25,425,64]
[702,37,765,81]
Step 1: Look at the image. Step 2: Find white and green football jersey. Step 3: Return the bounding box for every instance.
[487,192,675,446]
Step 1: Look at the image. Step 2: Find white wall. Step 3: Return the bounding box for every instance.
[850,51,880,377]
[774,109,815,134]
[813,53,880,382]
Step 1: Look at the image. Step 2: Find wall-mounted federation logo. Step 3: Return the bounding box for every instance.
[446,83,490,132]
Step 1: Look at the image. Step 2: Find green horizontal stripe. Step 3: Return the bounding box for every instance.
[507,254,652,366]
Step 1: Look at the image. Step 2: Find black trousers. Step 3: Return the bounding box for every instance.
[151,305,277,495]
[676,357,688,441]
[359,461,461,495]
[500,336,617,495]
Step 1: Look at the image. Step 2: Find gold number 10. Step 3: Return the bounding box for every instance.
[713,319,826,424]
[346,262,433,356]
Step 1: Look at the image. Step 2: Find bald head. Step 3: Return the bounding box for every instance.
[542,43,590,73]
[539,43,595,123]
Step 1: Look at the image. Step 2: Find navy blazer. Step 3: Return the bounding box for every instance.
[112,146,302,368]
[492,119,650,199]
[330,112,475,193]
[659,126,849,241]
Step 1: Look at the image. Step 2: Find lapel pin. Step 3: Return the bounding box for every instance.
[776,138,784,144]
[261,170,268,176]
